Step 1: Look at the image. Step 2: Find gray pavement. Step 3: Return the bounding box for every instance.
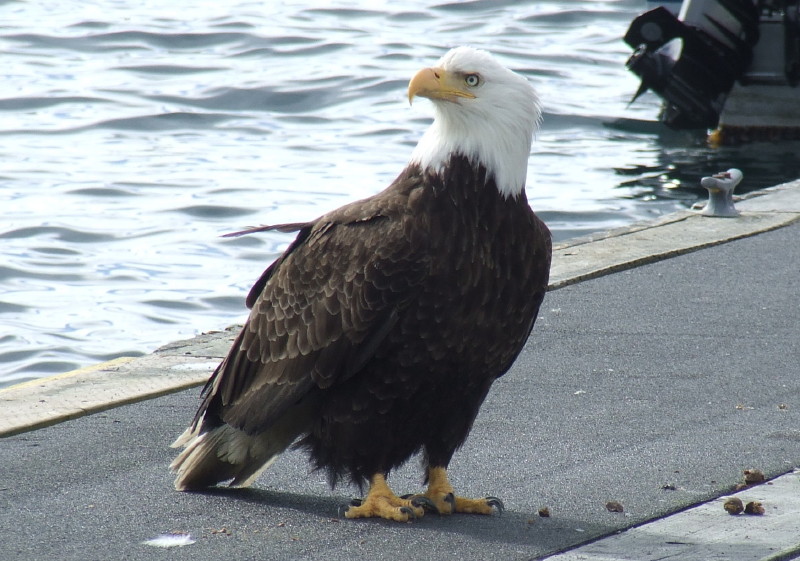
[1,184,799,561]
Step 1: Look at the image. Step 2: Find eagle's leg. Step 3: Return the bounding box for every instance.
[420,466,504,515]
[344,473,432,521]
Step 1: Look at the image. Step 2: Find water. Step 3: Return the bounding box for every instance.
[2,0,799,388]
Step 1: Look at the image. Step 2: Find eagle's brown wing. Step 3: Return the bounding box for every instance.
[193,182,430,435]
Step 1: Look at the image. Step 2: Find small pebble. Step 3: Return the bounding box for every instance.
[723,497,744,515]
[605,501,624,513]
[744,501,765,515]
[743,469,765,484]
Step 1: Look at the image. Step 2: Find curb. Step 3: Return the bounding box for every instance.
[542,469,800,561]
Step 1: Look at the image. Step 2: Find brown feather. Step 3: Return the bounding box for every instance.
[173,154,551,490]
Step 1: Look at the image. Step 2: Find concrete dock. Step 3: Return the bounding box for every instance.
[2,181,799,561]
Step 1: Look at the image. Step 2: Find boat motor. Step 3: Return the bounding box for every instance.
[624,0,760,128]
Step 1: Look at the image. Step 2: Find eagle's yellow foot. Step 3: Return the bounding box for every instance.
[418,466,505,515]
[345,474,428,522]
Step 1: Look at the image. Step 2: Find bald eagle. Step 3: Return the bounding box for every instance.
[170,46,551,522]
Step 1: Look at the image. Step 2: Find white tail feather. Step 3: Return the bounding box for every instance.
[170,424,289,491]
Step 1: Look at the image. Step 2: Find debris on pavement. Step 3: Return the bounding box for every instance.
[743,469,765,484]
[723,497,744,515]
[605,501,624,513]
[142,533,196,548]
[744,501,766,515]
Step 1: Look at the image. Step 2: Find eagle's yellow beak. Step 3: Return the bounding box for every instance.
[408,67,476,105]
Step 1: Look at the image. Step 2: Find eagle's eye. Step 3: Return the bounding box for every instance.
[464,73,481,87]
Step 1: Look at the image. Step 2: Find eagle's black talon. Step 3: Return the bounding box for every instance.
[411,495,439,514]
[399,506,418,519]
[399,493,413,500]
[338,504,350,518]
[350,498,363,507]
[444,492,455,506]
[486,496,505,514]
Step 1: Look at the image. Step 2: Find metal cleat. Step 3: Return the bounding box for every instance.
[698,168,742,217]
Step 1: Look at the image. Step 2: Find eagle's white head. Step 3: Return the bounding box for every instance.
[408,46,541,198]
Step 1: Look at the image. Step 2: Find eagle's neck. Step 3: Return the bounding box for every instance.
[409,99,537,199]
[418,154,527,207]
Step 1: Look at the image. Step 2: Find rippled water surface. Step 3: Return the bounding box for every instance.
[2,0,800,387]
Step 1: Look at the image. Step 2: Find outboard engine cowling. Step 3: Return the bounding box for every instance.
[624,0,760,129]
